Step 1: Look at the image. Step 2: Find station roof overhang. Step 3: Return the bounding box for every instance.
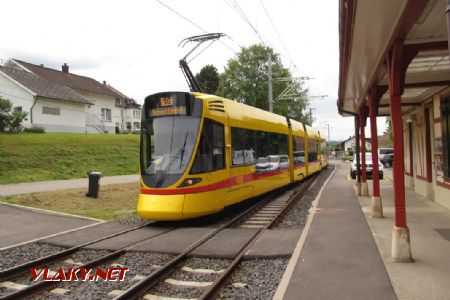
[338,0,450,117]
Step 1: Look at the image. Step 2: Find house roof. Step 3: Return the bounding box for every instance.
[12,59,122,98]
[340,136,371,145]
[0,66,93,105]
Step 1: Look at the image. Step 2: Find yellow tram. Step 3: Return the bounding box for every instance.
[137,92,325,220]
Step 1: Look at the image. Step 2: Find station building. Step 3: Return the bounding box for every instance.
[338,0,450,260]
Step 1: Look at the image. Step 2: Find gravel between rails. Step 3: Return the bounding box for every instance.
[0,243,67,271]
[30,251,174,300]
[0,248,112,298]
[273,165,335,229]
[150,257,230,299]
[218,258,289,299]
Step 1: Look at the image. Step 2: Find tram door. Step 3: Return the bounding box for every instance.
[188,117,229,210]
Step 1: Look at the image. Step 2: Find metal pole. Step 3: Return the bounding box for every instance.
[327,123,330,145]
[268,52,273,112]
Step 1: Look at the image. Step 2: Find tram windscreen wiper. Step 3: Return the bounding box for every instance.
[154,131,190,188]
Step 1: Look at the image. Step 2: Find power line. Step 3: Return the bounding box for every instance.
[155,0,237,54]
[258,0,291,60]
[223,0,266,45]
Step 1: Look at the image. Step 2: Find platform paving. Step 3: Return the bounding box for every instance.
[277,162,397,300]
[132,228,215,254]
[359,170,450,300]
[245,229,301,258]
[41,222,166,250]
[190,228,258,258]
[0,203,100,249]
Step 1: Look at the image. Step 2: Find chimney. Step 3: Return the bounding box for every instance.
[103,80,106,85]
[62,63,69,73]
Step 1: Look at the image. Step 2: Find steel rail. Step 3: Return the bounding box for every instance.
[0,222,155,281]
[0,226,175,300]
[199,175,317,300]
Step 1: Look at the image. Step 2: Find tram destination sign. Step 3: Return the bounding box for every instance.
[145,92,202,119]
[149,105,186,117]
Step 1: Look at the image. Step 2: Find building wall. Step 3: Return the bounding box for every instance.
[32,97,87,133]
[76,90,116,134]
[402,89,450,209]
[433,89,450,209]
[0,73,34,127]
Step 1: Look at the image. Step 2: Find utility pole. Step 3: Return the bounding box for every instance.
[309,108,313,125]
[268,52,273,112]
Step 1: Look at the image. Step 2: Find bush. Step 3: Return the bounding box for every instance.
[0,96,28,133]
[23,126,45,133]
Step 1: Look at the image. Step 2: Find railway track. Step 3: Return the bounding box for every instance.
[0,175,317,299]
[114,175,317,300]
[0,221,173,300]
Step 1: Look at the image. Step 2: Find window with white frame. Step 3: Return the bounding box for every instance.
[42,106,60,116]
[101,108,112,121]
[133,110,141,119]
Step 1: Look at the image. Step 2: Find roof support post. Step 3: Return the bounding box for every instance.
[368,87,383,218]
[360,106,369,196]
[387,40,413,262]
[354,116,361,196]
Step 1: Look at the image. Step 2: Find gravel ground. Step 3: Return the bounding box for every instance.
[273,165,335,229]
[218,258,289,299]
[0,248,112,298]
[30,251,174,299]
[115,214,151,226]
[0,243,67,271]
[150,257,230,299]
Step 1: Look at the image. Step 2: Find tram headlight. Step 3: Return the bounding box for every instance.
[178,178,202,187]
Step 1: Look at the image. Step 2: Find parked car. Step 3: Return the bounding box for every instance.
[381,153,394,167]
[378,148,393,160]
[350,153,384,179]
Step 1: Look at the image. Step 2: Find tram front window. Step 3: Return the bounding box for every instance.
[141,116,200,188]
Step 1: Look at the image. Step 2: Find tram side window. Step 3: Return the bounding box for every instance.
[293,136,306,165]
[442,97,450,178]
[231,127,256,165]
[308,139,318,162]
[191,119,225,174]
[231,127,289,171]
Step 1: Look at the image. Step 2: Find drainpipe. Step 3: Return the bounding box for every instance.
[30,95,38,125]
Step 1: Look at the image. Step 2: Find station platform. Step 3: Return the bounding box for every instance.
[275,161,450,300]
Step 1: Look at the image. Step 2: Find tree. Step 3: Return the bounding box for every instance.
[0,96,28,133]
[195,65,219,95]
[217,44,309,122]
[385,117,393,143]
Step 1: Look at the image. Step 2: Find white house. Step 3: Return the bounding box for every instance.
[340,136,372,153]
[0,59,141,134]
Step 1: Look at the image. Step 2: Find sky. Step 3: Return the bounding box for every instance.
[0,0,386,141]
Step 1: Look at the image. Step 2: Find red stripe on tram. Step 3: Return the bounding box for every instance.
[140,168,290,195]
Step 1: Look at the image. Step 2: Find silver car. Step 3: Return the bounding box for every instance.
[350,153,384,180]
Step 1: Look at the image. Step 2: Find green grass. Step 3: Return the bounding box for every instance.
[0,182,140,220]
[0,133,140,184]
